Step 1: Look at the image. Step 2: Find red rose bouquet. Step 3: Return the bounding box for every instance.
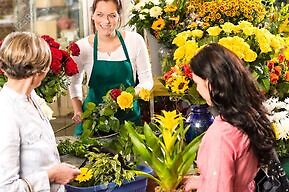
[0,35,79,103]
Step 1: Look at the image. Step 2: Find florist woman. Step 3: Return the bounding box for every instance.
[69,0,153,135]
[183,43,275,192]
[0,32,80,191]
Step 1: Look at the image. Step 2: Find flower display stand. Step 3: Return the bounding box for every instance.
[144,30,162,76]
[65,165,153,192]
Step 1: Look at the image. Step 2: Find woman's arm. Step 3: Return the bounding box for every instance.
[133,32,154,93]
[71,97,83,123]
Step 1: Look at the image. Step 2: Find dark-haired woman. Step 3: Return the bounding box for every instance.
[69,0,153,136]
[183,43,275,192]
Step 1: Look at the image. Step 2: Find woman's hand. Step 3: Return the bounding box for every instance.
[72,111,82,124]
[48,163,80,185]
[182,175,200,192]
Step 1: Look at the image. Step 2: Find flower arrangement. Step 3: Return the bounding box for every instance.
[161,63,205,104]
[38,35,79,103]
[81,86,150,138]
[125,110,203,191]
[128,0,192,48]
[267,52,289,99]
[172,20,287,96]
[0,35,80,103]
[263,97,289,158]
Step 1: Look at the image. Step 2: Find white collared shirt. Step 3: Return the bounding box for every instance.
[0,85,64,192]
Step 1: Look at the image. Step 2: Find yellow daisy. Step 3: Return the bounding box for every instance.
[75,168,93,183]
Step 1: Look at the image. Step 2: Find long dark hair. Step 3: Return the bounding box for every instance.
[91,0,122,33]
[190,43,275,165]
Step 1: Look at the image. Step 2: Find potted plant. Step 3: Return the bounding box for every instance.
[125,110,203,191]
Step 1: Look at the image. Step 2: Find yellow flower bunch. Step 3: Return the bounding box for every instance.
[128,0,193,48]
[188,0,266,28]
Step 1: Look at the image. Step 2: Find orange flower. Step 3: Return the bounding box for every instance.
[151,18,165,31]
[274,66,282,76]
[270,72,279,84]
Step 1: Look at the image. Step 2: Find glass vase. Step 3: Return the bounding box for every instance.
[185,104,214,143]
[158,45,175,74]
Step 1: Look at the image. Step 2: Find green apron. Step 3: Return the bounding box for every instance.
[74,31,140,135]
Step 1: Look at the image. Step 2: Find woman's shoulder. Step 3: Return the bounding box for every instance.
[76,36,91,48]
[123,30,144,42]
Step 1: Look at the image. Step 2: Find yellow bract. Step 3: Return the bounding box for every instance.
[117,91,134,110]
[75,168,93,183]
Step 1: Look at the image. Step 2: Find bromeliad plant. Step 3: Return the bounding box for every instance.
[125,110,203,191]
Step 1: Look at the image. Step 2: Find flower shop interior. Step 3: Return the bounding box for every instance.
[1,0,289,191]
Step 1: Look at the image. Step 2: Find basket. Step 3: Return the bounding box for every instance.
[65,165,153,192]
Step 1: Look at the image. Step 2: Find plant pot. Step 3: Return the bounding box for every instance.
[185,104,214,143]
[65,165,153,192]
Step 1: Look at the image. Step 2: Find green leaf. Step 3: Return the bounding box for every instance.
[143,123,162,157]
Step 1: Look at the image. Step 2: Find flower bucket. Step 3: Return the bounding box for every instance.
[65,165,153,192]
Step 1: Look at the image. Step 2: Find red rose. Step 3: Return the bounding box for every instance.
[0,39,3,48]
[67,42,80,56]
[64,58,79,76]
[41,35,60,49]
[110,89,122,100]
[50,59,62,74]
[51,47,63,61]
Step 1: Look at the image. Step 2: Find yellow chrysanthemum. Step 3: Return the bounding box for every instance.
[272,123,281,140]
[139,88,150,101]
[151,18,165,31]
[172,34,187,47]
[221,22,235,33]
[207,26,222,36]
[75,168,93,183]
[117,91,134,110]
[284,47,289,61]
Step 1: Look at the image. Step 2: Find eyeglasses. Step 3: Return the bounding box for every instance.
[93,12,119,21]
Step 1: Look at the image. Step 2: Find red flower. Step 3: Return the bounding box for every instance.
[278,54,285,63]
[285,72,289,81]
[0,69,4,74]
[267,60,275,70]
[110,89,122,100]
[163,70,174,80]
[65,58,79,76]
[41,35,60,48]
[67,42,80,56]
[183,64,192,78]
[270,72,279,84]
[51,59,62,74]
[274,66,282,76]
[0,39,3,48]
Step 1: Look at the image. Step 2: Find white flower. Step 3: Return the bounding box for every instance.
[264,97,289,140]
[149,0,161,6]
[149,6,162,18]
[38,98,55,120]
[165,0,174,4]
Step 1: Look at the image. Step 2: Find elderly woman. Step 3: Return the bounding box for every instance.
[0,32,80,192]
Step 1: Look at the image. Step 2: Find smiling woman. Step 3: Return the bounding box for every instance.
[68,0,153,136]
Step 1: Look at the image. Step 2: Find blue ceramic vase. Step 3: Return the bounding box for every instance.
[185,104,214,142]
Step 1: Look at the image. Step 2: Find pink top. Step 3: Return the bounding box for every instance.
[196,116,258,192]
